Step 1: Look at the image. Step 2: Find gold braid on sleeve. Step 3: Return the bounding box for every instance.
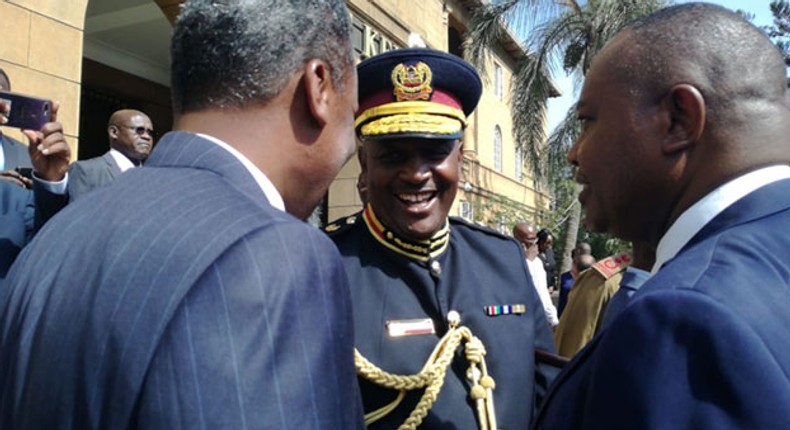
[353,312,498,430]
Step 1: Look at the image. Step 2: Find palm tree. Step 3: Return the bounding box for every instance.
[467,0,667,272]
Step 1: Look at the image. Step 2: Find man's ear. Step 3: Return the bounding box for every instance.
[662,84,706,155]
[108,124,119,140]
[303,59,335,127]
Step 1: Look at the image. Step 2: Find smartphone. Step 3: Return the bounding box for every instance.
[0,90,52,130]
[14,167,33,179]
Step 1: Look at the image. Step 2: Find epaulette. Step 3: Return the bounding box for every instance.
[323,212,361,236]
[449,216,510,240]
[591,252,632,279]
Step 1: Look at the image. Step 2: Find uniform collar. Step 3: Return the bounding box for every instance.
[362,204,450,262]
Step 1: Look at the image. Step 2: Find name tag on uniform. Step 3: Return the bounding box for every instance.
[386,318,435,337]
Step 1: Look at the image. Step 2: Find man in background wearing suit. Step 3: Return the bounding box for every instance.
[535,3,790,428]
[0,68,33,186]
[0,0,364,428]
[67,108,154,200]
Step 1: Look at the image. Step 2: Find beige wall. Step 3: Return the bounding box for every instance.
[0,0,87,159]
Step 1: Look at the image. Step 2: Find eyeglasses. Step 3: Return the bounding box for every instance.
[117,125,155,137]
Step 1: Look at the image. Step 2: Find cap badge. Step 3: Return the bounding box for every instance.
[391,61,433,102]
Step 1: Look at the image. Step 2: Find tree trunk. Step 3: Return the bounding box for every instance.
[559,182,582,273]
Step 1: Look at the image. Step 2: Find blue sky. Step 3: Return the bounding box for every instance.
[545,0,777,133]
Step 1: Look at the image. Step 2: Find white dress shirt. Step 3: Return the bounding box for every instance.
[197,133,285,211]
[108,148,137,173]
[652,165,790,274]
[527,256,559,327]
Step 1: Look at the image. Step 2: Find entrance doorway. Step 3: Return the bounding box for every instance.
[80,0,173,160]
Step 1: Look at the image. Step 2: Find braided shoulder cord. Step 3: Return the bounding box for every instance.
[354,314,497,430]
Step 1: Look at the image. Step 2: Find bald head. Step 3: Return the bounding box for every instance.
[513,222,539,260]
[608,3,786,129]
[575,242,592,257]
[108,109,154,164]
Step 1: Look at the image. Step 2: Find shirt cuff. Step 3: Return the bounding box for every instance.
[32,171,68,195]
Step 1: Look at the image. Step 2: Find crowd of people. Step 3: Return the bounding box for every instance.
[1,0,789,428]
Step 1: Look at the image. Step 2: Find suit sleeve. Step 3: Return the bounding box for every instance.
[135,222,365,429]
[66,162,91,202]
[31,180,68,233]
[579,289,790,429]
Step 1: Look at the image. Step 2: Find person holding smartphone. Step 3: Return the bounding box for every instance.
[0,74,70,282]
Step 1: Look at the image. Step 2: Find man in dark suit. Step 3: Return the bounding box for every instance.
[0,97,70,281]
[67,109,154,200]
[326,48,556,429]
[0,0,364,428]
[535,3,790,429]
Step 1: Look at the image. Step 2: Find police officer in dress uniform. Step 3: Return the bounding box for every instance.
[325,48,557,429]
[553,252,631,358]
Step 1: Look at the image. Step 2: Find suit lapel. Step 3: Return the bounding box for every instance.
[102,151,122,178]
[1,134,30,169]
[146,132,269,208]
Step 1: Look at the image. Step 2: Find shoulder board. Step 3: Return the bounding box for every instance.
[449,216,510,240]
[323,212,361,236]
[592,252,632,279]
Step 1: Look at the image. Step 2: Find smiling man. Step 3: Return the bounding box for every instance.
[67,109,154,200]
[326,48,556,429]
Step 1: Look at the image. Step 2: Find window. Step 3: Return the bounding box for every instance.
[493,126,502,172]
[515,147,523,181]
[494,63,503,99]
[459,200,473,220]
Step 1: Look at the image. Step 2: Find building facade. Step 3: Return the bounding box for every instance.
[0,0,549,228]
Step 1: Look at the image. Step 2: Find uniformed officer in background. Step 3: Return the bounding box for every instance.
[325,48,557,429]
[553,252,631,358]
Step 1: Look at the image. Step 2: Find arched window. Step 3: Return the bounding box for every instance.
[493,126,503,172]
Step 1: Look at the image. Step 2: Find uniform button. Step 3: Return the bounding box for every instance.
[429,260,442,276]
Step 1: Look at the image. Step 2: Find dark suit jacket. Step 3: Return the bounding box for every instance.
[67,151,122,201]
[0,180,67,281]
[0,132,364,429]
[534,178,790,429]
[1,133,32,171]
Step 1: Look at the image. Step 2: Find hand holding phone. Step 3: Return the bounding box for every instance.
[0,90,52,131]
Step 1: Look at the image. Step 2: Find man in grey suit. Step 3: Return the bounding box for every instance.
[67,108,154,200]
[0,0,364,428]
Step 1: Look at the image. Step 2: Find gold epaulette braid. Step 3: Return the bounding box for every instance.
[354,312,497,430]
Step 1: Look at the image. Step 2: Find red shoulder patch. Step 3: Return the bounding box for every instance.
[592,253,632,279]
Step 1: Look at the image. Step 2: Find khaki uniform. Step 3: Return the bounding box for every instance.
[553,253,632,358]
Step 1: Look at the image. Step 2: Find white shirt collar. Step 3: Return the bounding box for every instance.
[196,133,285,212]
[108,148,137,173]
[652,165,790,274]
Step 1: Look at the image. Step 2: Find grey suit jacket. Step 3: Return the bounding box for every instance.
[67,151,122,201]
[1,133,32,170]
[0,131,365,429]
